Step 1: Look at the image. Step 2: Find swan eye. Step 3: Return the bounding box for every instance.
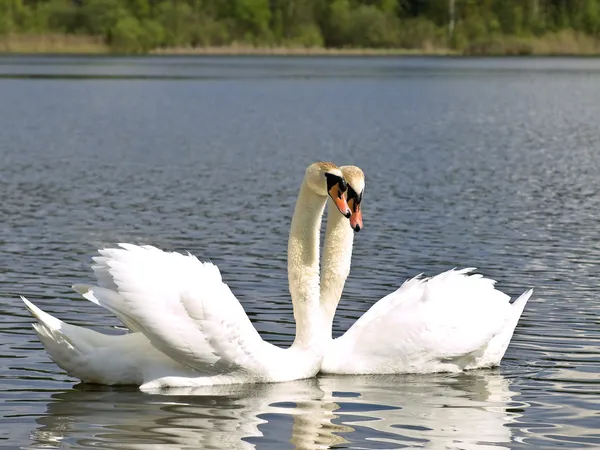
[325,173,347,195]
[347,186,363,211]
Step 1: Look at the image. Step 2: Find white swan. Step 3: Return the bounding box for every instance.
[21,162,353,387]
[23,163,530,383]
[319,165,533,374]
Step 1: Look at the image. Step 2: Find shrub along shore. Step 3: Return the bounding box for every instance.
[1,1,600,56]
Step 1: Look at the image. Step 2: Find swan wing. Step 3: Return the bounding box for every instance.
[328,268,514,373]
[73,244,269,374]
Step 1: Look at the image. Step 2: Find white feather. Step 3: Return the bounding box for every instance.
[73,244,301,379]
[321,269,532,374]
[21,296,194,385]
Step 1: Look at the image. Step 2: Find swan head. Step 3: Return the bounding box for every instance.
[305,162,351,218]
[340,165,364,232]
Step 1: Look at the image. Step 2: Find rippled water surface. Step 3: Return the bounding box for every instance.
[2,56,600,449]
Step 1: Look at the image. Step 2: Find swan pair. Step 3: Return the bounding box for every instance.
[22,162,532,389]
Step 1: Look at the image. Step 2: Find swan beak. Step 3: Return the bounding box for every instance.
[348,199,363,232]
[328,184,351,218]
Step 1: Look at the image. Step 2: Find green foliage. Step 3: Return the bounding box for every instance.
[230,0,271,40]
[124,0,150,19]
[26,0,79,33]
[4,0,600,53]
[398,18,441,49]
[154,1,193,46]
[111,16,145,53]
[287,24,323,47]
[188,16,229,46]
[324,0,351,46]
[80,0,128,36]
[0,0,27,34]
[270,0,323,46]
[582,0,600,35]
[0,0,15,34]
[345,5,399,47]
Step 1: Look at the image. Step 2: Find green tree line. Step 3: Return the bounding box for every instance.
[1,0,600,53]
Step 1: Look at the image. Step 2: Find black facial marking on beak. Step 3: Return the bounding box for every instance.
[325,173,338,192]
[325,173,351,217]
[325,173,348,197]
[347,186,363,212]
[347,185,364,231]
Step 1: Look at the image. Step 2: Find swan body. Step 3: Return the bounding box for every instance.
[321,268,532,374]
[319,165,532,375]
[22,162,351,388]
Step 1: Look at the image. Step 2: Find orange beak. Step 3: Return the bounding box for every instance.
[328,184,351,218]
[348,198,363,232]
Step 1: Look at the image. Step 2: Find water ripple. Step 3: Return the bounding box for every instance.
[2,56,600,448]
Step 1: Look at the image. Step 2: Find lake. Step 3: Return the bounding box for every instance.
[1,55,600,449]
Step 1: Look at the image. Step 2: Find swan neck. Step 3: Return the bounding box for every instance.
[320,198,355,339]
[288,179,327,349]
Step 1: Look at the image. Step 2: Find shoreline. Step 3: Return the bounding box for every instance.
[0,38,455,56]
[3,48,600,57]
[149,46,456,56]
[2,34,600,57]
[4,47,600,57]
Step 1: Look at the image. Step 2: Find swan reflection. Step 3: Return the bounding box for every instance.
[31,372,521,449]
[318,372,520,449]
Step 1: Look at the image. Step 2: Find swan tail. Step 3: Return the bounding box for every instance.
[21,296,146,385]
[22,297,94,371]
[476,288,533,368]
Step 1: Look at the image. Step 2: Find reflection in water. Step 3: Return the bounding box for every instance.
[318,373,519,450]
[32,372,520,449]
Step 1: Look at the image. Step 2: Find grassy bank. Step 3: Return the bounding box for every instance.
[466,30,600,56]
[150,45,455,56]
[0,34,108,54]
[1,31,600,57]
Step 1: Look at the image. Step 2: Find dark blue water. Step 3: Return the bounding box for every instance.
[1,55,600,449]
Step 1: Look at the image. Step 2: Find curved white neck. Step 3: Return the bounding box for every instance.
[320,198,355,340]
[288,179,327,349]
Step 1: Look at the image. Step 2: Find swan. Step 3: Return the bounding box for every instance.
[21,161,353,387]
[23,162,528,382]
[319,165,533,374]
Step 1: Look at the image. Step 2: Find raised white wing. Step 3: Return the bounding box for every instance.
[327,268,515,373]
[73,244,271,374]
